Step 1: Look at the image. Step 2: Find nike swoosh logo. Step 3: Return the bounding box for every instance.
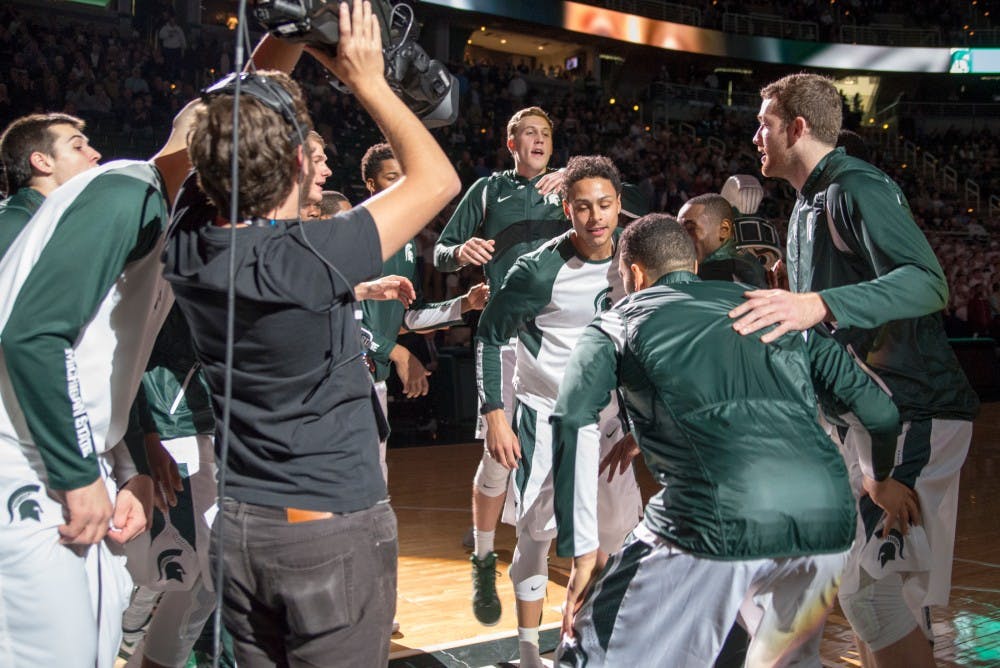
[530,583,544,591]
[605,427,618,439]
[497,195,513,203]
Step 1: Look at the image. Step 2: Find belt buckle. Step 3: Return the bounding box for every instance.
[286,507,334,523]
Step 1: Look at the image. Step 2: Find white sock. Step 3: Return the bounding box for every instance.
[518,629,542,667]
[474,529,495,559]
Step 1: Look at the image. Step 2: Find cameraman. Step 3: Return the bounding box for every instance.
[161,2,460,665]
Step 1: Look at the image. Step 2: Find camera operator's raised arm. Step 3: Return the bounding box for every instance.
[248,33,306,75]
[307,0,459,260]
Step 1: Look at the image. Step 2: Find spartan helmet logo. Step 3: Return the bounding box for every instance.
[593,287,613,313]
[7,484,42,523]
[157,548,186,584]
[877,528,906,568]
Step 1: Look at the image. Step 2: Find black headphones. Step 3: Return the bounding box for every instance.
[201,71,303,146]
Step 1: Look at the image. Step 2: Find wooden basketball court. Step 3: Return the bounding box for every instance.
[386,402,1000,667]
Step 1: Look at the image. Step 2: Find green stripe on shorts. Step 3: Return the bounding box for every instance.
[514,401,537,497]
[591,538,652,653]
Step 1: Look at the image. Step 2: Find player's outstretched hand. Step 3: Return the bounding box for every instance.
[485,414,521,470]
[145,433,182,513]
[306,0,384,93]
[59,477,113,546]
[728,289,831,343]
[358,275,416,306]
[391,345,430,398]
[535,168,566,196]
[600,433,639,482]
[456,237,495,266]
[562,549,605,640]
[108,474,154,544]
[461,283,490,312]
[863,475,922,538]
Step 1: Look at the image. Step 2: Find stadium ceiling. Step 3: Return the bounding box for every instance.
[424,0,999,73]
[465,28,582,61]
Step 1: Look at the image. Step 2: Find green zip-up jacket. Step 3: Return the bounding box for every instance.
[362,238,464,383]
[0,187,44,260]
[789,148,978,422]
[434,169,568,291]
[699,238,768,288]
[551,273,900,559]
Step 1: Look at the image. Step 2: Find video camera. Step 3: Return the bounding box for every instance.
[254,0,459,128]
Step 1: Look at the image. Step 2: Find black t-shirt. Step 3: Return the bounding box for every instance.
[162,175,386,513]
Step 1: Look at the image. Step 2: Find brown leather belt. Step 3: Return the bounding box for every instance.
[285,507,335,523]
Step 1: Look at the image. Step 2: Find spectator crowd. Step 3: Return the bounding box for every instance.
[1,1,995,338]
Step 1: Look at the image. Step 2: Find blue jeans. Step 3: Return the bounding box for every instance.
[211,498,397,667]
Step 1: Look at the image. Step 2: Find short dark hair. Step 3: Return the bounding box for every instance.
[682,193,733,226]
[0,113,86,192]
[760,73,841,146]
[361,142,395,183]
[319,190,350,216]
[562,155,622,199]
[620,213,696,282]
[188,70,312,219]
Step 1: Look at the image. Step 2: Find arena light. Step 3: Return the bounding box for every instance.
[425,0,999,73]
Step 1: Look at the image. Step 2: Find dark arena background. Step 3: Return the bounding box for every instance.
[1,0,997,666]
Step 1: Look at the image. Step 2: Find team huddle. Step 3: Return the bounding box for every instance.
[0,2,976,668]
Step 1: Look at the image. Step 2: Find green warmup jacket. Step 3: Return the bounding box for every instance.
[362,239,464,383]
[476,230,624,415]
[434,169,569,291]
[789,148,978,423]
[0,187,44,260]
[0,161,169,490]
[126,304,214,448]
[551,273,900,560]
[699,238,768,288]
